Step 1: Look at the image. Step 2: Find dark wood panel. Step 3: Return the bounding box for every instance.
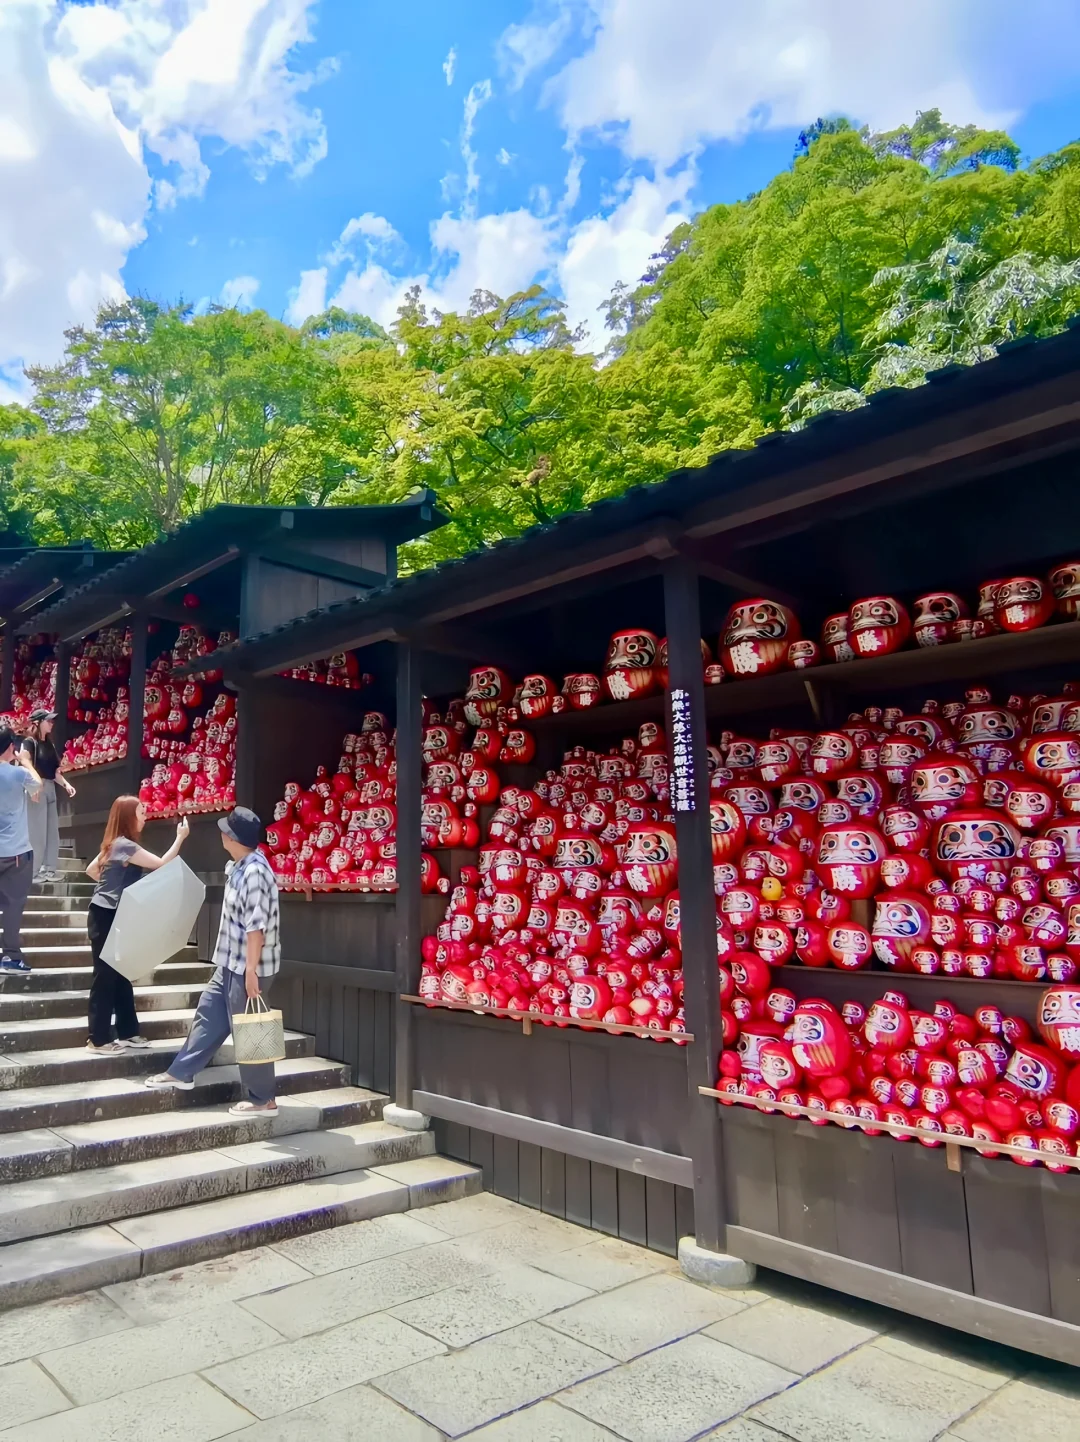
[279,895,397,970]
[616,1170,647,1247]
[493,1135,519,1201]
[568,1044,611,1137]
[469,1129,494,1190]
[964,1159,1052,1318]
[1042,1176,1080,1326]
[775,1123,838,1255]
[675,1184,696,1248]
[893,1143,973,1295]
[518,1142,542,1212]
[646,1177,677,1257]
[565,1155,591,1228]
[541,1149,566,1218]
[834,1132,903,1274]
[590,1163,619,1237]
[721,1107,780,1238]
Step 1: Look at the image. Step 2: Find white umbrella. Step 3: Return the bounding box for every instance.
[101,857,206,984]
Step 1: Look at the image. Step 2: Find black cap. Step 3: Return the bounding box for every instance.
[218,807,262,849]
[28,708,55,723]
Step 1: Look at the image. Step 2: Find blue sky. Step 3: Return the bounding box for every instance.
[3,0,1080,394]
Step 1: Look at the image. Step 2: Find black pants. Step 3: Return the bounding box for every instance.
[87,903,139,1045]
[0,852,34,960]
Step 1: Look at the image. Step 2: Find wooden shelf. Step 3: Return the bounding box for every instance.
[773,963,1049,1024]
[526,620,1080,741]
[401,993,691,1042]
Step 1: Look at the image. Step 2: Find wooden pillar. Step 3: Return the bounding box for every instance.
[663,560,727,1252]
[0,623,13,714]
[126,617,147,797]
[394,640,423,1107]
[53,643,71,753]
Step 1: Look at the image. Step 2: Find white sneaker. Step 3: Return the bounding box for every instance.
[117,1035,151,1049]
[144,1072,194,1091]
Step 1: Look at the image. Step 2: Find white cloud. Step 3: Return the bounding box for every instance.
[548,0,1080,168]
[498,1,581,90]
[326,212,401,266]
[461,79,492,211]
[285,266,327,325]
[496,147,514,166]
[443,46,457,86]
[220,274,260,308]
[0,0,327,381]
[558,166,692,344]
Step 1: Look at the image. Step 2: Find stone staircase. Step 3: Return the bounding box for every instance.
[0,859,478,1309]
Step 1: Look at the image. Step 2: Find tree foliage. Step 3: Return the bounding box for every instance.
[3,115,1080,568]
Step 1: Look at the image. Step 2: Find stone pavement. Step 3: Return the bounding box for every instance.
[0,1191,1074,1441]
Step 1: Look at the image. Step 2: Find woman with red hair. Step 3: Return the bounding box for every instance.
[85,797,189,1053]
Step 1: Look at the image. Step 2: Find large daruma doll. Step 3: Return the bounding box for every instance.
[931,809,1022,883]
[815,823,887,898]
[622,821,678,898]
[719,599,801,678]
[603,629,660,702]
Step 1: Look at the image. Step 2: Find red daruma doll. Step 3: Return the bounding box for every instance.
[602,629,660,702]
[719,599,801,678]
[790,1000,852,1078]
[622,821,678,898]
[815,823,886,899]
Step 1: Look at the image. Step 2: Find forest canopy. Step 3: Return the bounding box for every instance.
[3,111,1080,572]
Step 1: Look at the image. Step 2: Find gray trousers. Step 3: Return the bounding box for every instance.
[28,781,59,876]
[0,852,33,959]
[166,966,276,1104]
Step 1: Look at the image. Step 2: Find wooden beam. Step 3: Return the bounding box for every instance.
[674,540,801,608]
[399,621,523,673]
[251,542,387,591]
[144,545,240,601]
[130,598,238,634]
[413,1091,694,1187]
[277,960,396,992]
[394,641,423,1110]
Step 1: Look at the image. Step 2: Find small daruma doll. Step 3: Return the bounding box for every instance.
[1049,561,1080,619]
[719,599,801,678]
[816,823,887,898]
[622,821,678,898]
[464,665,513,726]
[993,577,1055,633]
[848,596,911,657]
[872,892,932,969]
[1038,984,1080,1061]
[518,675,559,719]
[932,810,1021,883]
[912,591,967,647]
[603,629,660,702]
[709,798,747,864]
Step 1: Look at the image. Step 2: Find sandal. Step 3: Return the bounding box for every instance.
[228,1100,278,1115]
[86,1040,124,1054]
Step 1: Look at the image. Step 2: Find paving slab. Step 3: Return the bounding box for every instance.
[749,1343,992,1442]
[37,1299,282,1405]
[375,1319,614,1438]
[949,1374,1080,1442]
[450,1215,603,1269]
[0,1290,131,1366]
[104,1246,312,1325]
[0,1360,71,1429]
[242,1235,499,1338]
[700,1424,798,1441]
[462,1399,620,1439]
[704,1298,879,1375]
[391,1261,594,1348]
[205,1312,446,1419]
[532,1237,677,1293]
[218,1381,442,1440]
[871,1326,1021,1388]
[419,1190,540,1235]
[0,1372,254,1442]
[269,1210,446,1275]
[543,1272,748,1362]
[559,1334,795,1442]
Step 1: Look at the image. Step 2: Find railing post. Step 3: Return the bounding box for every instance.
[663,560,726,1252]
[126,616,147,798]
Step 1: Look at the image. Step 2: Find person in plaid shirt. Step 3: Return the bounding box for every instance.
[146,807,281,1115]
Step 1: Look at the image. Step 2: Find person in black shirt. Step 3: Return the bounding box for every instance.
[22,710,76,883]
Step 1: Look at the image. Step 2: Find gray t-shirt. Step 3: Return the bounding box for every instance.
[91,838,144,911]
[0,763,37,858]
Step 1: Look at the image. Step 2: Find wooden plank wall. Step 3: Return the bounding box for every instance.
[432,1118,694,1257]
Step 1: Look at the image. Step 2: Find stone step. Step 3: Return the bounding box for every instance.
[53,859,84,873]
[15,943,199,971]
[0,1030,313,1089]
[0,1007,207,1052]
[0,1120,433,1244]
[21,911,89,930]
[0,1087,385,1180]
[34,882,95,897]
[0,983,205,1021]
[0,1154,481,1307]
[23,895,92,912]
[0,960,213,994]
[0,1055,349,1133]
